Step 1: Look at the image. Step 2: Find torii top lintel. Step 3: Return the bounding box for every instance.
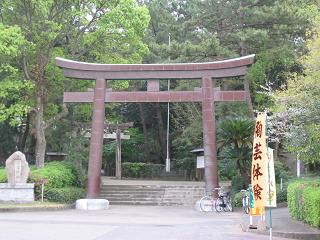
[56,54,255,80]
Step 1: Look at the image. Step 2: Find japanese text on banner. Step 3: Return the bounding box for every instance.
[251,112,268,208]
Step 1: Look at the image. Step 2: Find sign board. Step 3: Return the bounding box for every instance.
[265,148,277,207]
[196,156,204,168]
[83,132,130,140]
[106,133,130,140]
[251,112,268,208]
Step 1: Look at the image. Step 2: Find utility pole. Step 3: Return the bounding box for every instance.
[166,33,171,172]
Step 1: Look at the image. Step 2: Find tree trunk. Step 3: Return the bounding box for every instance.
[139,103,150,162]
[244,79,254,118]
[155,103,166,163]
[35,95,46,169]
[18,113,30,152]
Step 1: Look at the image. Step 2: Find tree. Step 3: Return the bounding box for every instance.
[0,0,150,168]
[217,118,254,186]
[272,16,320,167]
[0,23,32,126]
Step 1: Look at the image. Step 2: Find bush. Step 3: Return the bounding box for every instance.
[122,162,164,179]
[233,191,243,207]
[231,174,246,193]
[274,160,292,182]
[287,178,320,228]
[276,183,288,203]
[45,187,86,204]
[0,168,6,182]
[28,161,77,188]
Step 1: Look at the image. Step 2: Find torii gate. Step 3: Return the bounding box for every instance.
[56,54,255,200]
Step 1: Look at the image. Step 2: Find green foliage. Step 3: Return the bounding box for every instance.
[233,191,244,207]
[0,23,26,71]
[45,187,86,204]
[122,162,164,179]
[64,136,89,187]
[287,178,320,228]
[218,156,237,181]
[231,174,246,193]
[0,168,6,182]
[276,183,288,203]
[272,17,320,167]
[218,118,254,186]
[29,161,77,188]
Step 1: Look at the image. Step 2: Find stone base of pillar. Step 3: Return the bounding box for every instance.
[76,199,109,210]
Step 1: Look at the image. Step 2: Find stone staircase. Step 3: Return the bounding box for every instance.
[99,184,205,206]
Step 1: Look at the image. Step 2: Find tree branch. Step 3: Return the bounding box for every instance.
[43,104,69,130]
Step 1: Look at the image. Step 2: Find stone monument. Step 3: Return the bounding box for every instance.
[0,151,34,202]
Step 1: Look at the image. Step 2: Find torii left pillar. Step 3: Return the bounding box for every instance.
[87,78,106,199]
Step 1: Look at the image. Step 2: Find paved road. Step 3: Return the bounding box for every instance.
[0,206,292,240]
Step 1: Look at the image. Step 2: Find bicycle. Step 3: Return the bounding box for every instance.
[199,187,233,212]
[240,189,249,214]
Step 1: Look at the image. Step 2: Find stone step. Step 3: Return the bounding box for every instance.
[101,184,204,189]
[107,200,188,206]
[100,189,165,194]
[108,201,159,206]
[99,184,205,206]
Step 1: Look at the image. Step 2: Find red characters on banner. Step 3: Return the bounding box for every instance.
[253,142,262,160]
[252,163,263,180]
[253,184,263,200]
[255,121,263,138]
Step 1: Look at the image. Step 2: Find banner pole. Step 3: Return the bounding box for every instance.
[265,112,272,240]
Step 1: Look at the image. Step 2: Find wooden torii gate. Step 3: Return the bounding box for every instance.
[56,54,255,199]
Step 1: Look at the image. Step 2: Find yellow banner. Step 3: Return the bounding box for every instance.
[251,112,268,208]
[265,148,277,207]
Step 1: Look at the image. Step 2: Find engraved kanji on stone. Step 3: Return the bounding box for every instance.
[252,163,263,180]
[255,121,263,138]
[253,184,263,200]
[253,142,262,160]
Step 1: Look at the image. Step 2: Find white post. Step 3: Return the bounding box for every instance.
[41,183,44,202]
[297,153,301,178]
[280,178,283,191]
[166,33,171,172]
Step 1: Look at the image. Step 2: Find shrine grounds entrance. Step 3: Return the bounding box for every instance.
[56,55,255,199]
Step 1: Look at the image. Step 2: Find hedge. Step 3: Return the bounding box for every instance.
[0,162,85,203]
[287,178,320,228]
[28,161,77,188]
[122,162,164,179]
[45,187,86,204]
[0,168,6,182]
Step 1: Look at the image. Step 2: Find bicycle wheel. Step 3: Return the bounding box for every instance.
[215,197,223,212]
[243,196,249,214]
[200,196,213,212]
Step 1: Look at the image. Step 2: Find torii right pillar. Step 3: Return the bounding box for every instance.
[202,75,218,194]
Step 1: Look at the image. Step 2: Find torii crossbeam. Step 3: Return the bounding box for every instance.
[56,55,255,200]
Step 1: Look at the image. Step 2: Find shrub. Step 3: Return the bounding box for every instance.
[0,168,6,182]
[231,174,246,193]
[276,183,288,203]
[122,162,164,179]
[274,160,291,182]
[233,191,243,207]
[29,161,77,188]
[45,187,86,204]
[287,178,320,228]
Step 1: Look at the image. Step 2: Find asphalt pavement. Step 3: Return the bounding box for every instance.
[0,205,295,240]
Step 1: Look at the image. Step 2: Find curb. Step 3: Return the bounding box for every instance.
[0,204,74,212]
[248,229,320,240]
